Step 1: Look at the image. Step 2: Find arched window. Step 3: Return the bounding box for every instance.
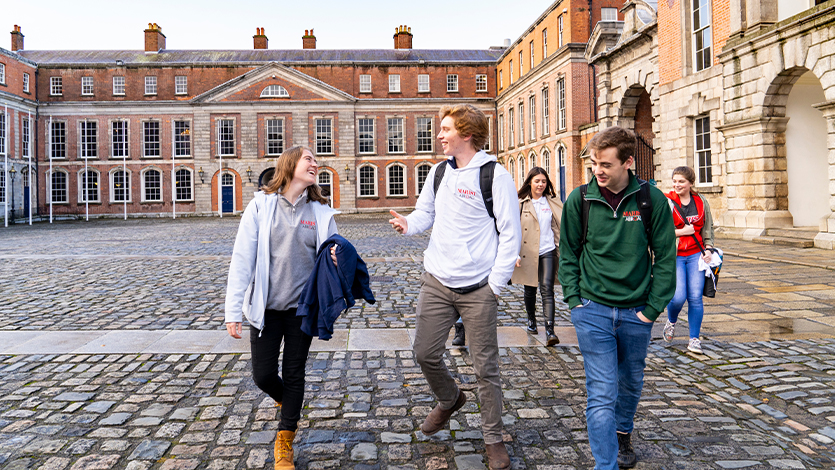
[529,152,536,170]
[222,173,234,186]
[78,168,100,203]
[542,149,551,175]
[415,163,432,194]
[260,85,289,98]
[508,159,515,183]
[110,168,131,202]
[142,168,162,202]
[50,170,68,203]
[0,167,5,203]
[175,168,193,201]
[387,163,407,197]
[358,164,377,197]
[318,170,333,207]
[518,156,526,182]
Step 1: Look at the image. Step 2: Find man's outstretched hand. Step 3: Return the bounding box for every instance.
[389,210,408,234]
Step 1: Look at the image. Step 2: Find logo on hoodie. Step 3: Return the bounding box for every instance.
[457,188,477,200]
[622,210,642,222]
[300,219,316,230]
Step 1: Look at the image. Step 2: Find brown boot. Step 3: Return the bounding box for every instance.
[274,430,295,470]
[420,389,466,435]
[485,442,511,470]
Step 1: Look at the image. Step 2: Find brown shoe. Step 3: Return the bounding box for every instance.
[274,430,295,469]
[420,389,466,435]
[485,442,511,470]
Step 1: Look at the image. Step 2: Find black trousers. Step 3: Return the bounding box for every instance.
[249,308,312,432]
[524,249,557,326]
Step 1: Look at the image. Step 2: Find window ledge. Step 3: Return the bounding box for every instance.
[696,185,722,194]
[387,195,409,199]
[357,195,379,200]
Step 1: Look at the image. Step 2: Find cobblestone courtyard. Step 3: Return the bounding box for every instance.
[1,215,835,469]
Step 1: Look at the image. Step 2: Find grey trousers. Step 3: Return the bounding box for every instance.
[413,272,503,444]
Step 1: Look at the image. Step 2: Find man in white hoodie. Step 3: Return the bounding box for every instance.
[390,104,521,470]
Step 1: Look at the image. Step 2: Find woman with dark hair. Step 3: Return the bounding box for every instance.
[664,166,714,354]
[512,166,563,346]
[225,145,338,470]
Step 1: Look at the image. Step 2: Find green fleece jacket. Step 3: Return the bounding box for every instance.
[559,173,677,321]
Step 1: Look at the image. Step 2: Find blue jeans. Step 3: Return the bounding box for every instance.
[571,298,653,470]
[666,253,705,339]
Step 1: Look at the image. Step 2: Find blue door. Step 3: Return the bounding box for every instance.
[221,173,234,213]
[558,147,566,202]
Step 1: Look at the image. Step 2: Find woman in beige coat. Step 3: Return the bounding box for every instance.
[511,167,563,346]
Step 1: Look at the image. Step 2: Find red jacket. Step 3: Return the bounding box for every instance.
[666,191,706,257]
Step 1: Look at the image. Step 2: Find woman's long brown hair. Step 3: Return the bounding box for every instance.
[517,166,556,200]
[261,145,329,205]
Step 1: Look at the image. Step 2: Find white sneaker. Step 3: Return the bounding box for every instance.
[663,321,676,343]
[688,338,703,354]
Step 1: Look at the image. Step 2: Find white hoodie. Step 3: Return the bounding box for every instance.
[405,151,522,294]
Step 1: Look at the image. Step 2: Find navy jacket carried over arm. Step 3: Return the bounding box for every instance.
[296,234,376,339]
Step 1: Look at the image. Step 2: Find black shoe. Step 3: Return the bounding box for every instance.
[617,432,637,468]
[452,323,465,346]
[526,318,538,334]
[545,326,559,347]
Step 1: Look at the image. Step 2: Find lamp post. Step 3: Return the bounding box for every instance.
[345,163,350,181]
[246,166,252,183]
[8,166,16,223]
[198,167,205,184]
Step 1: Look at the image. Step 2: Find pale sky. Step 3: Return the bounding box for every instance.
[5,0,553,51]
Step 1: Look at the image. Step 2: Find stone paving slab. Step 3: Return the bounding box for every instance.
[74,331,169,354]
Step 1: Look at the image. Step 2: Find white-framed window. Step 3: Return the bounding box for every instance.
[509,60,513,84]
[519,51,523,76]
[416,163,432,194]
[602,7,618,21]
[543,149,551,174]
[557,78,566,130]
[389,75,400,93]
[518,155,526,182]
[22,117,30,158]
[0,63,4,85]
[360,75,372,93]
[82,77,94,96]
[79,121,98,159]
[113,76,125,95]
[79,168,100,203]
[142,168,162,202]
[542,87,550,135]
[476,74,487,92]
[530,41,535,69]
[0,167,4,203]
[529,152,536,170]
[499,70,503,89]
[143,121,161,157]
[695,116,712,184]
[508,108,515,147]
[418,74,430,93]
[417,117,433,153]
[111,120,129,158]
[387,163,406,197]
[508,158,515,183]
[175,76,188,95]
[558,15,564,48]
[49,169,68,203]
[217,119,235,156]
[174,120,191,157]
[485,116,492,152]
[529,95,536,141]
[23,72,29,93]
[358,164,377,197]
[518,102,524,145]
[317,170,333,207]
[111,169,131,203]
[694,0,712,72]
[316,118,333,155]
[358,118,375,154]
[175,167,193,201]
[0,112,4,155]
[266,119,284,155]
[260,85,289,98]
[50,77,63,96]
[543,29,548,58]
[499,114,504,151]
[447,74,458,92]
[50,121,66,159]
[145,76,157,95]
[387,118,404,154]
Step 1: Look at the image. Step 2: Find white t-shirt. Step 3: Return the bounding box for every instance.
[532,197,556,255]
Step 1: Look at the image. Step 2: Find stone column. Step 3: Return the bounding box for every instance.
[813,101,835,248]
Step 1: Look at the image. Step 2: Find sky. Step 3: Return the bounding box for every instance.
[4,0,554,51]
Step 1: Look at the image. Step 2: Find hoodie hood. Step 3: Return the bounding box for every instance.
[447,150,497,170]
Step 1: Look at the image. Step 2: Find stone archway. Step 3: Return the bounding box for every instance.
[618,85,656,181]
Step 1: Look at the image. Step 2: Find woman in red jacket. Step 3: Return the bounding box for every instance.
[663,166,714,354]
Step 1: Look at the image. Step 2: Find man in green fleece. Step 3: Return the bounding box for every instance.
[559,126,676,470]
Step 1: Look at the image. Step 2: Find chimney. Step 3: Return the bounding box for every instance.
[144,23,166,53]
[254,27,268,49]
[394,25,413,49]
[303,29,316,49]
[11,25,24,52]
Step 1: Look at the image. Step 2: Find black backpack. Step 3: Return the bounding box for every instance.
[579,179,653,250]
[433,159,498,232]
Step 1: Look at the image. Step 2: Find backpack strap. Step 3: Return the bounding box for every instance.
[479,161,497,222]
[580,184,590,246]
[433,160,448,195]
[636,179,653,249]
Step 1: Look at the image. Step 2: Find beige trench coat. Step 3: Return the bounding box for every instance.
[511,196,563,287]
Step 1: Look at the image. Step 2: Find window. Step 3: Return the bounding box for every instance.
[508,108,515,147]
[602,7,618,21]
[510,60,513,84]
[558,16,564,48]
[51,121,66,158]
[22,118,29,158]
[695,116,712,183]
[476,74,487,92]
[557,78,566,130]
[23,73,29,93]
[358,165,377,197]
[387,118,404,153]
[543,149,551,174]
[50,77,63,96]
[358,118,375,154]
[529,96,536,141]
[499,70,503,89]
[111,170,130,202]
[50,170,68,203]
[175,168,193,201]
[543,29,548,58]
[360,75,372,93]
[693,0,712,72]
[447,74,458,92]
[484,117,492,152]
[416,163,432,194]
[387,164,406,196]
[80,169,100,203]
[498,114,504,150]
[0,168,4,203]
[542,88,550,135]
[389,75,400,93]
[260,85,289,98]
[519,51,523,76]
[217,119,235,156]
[175,76,187,95]
[0,63,4,84]
[79,121,97,159]
[530,153,536,170]
[112,120,128,158]
[508,159,515,182]
[530,41,535,69]
[82,77,94,96]
[266,119,284,155]
[519,156,526,181]
[518,102,524,145]
[143,169,162,202]
[418,74,430,93]
[417,118,433,153]
[145,76,157,95]
[0,112,4,155]
[144,121,161,157]
[318,171,332,207]
[316,118,333,155]
[113,76,125,95]
[174,121,191,157]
